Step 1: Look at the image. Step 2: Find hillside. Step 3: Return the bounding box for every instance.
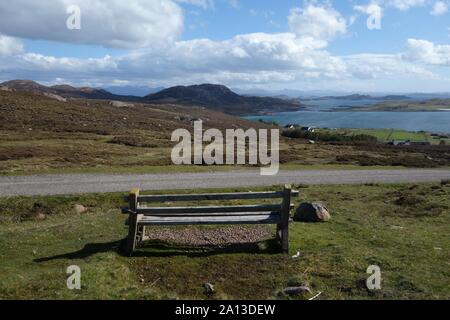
[0,80,140,102]
[0,89,274,174]
[2,80,303,115]
[144,84,304,115]
[1,88,448,175]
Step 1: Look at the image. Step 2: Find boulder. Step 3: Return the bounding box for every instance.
[294,202,331,222]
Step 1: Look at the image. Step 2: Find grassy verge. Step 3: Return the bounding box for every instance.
[0,183,449,300]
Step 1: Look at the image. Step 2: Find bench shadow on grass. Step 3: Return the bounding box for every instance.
[34,238,280,262]
[132,238,280,258]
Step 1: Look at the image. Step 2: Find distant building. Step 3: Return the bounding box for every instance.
[301,126,316,133]
[283,124,315,132]
[389,140,411,146]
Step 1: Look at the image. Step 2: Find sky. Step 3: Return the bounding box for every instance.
[0,0,450,93]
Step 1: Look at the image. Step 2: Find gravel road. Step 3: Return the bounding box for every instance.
[0,169,449,197]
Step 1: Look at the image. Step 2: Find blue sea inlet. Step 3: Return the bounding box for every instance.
[246,111,450,134]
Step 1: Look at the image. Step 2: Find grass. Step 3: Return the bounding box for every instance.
[317,128,448,144]
[0,183,449,300]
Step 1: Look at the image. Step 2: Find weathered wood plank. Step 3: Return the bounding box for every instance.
[146,211,281,217]
[138,213,281,225]
[137,204,282,215]
[137,191,285,202]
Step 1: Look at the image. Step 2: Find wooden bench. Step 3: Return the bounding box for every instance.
[122,185,299,256]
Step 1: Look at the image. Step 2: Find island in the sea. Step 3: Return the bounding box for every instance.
[333,99,450,112]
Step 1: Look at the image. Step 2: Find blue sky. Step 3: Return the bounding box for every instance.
[1,0,450,93]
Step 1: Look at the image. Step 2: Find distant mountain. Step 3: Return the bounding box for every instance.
[144,84,303,115]
[1,80,140,102]
[1,80,303,115]
[1,80,51,94]
[103,85,164,97]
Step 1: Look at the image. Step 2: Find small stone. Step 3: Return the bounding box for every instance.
[35,213,46,220]
[282,286,312,296]
[203,283,215,296]
[74,204,88,214]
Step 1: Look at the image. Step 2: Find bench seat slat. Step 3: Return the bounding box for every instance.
[137,213,281,226]
[137,204,282,215]
[135,191,298,203]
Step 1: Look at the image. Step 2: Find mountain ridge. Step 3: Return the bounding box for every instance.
[1,80,304,115]
[144,83,304,115]
[1,80,141,102]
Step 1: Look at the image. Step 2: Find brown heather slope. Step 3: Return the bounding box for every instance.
[0,90,272,173]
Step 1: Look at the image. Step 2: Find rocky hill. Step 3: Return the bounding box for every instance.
[144,84,303,115]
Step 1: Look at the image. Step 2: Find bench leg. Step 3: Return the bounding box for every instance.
[125,214,139,256]
[125,188,140,256]
[280,224,289,253]
[280,185,291,254]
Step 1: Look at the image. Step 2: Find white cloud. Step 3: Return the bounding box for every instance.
[387,0,427,11]
[0,34,23,56]
[404,38,450,65]
[175,0,214,9]
[288,4,347,41]
[430,1,448,15]
[344,53,435,79]
[1,31,438,89]
[0,0,183,49]
[115,32,345,82]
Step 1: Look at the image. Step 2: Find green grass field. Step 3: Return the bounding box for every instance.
[1,183,449,300]
[318,128,448,144]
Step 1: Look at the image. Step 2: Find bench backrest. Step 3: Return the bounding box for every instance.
[124,186,298,216]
